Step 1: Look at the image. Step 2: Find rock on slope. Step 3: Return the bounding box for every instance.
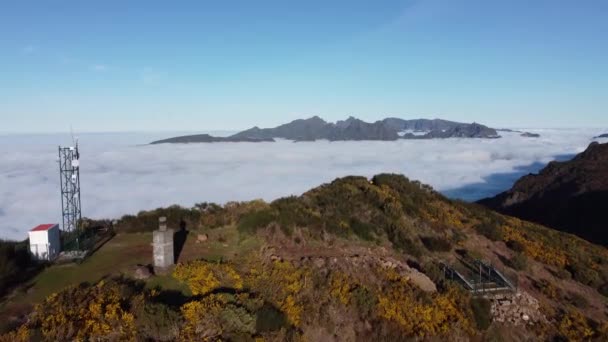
[479,142,608,246]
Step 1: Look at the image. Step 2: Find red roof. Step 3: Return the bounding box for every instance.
[30,224,58,232]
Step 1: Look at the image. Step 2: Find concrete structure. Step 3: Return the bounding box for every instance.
[152,217,174,269]
[29,224,61,261]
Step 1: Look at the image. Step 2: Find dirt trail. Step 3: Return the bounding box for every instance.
[261,244,437,293]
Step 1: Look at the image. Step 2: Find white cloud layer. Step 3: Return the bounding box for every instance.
[1,129,607,240]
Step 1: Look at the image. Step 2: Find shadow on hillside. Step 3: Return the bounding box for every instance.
[152,289,191,308]
[441,153,575,202]
[173,220,188,263]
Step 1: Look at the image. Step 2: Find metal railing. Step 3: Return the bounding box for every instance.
[441,260,516,295]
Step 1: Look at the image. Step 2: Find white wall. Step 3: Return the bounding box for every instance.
[28,225,60,261]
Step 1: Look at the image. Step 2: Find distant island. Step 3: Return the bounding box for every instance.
[496,128,541,138]
[150,116,500,144]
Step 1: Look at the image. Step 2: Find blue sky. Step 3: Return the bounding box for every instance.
[1,0,607,132]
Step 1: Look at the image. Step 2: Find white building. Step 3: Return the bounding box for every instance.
[28,224,61,261]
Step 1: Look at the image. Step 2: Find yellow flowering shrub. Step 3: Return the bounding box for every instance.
[173,260,243,295]
[34,280,136,341]
[557,309,595,341]
[376,271,472,337]
[0,325,29,342]
[246,261,311,326]
[180,294,227,340]
[502,225,567,267]
[179,292,260,340]
[422,199,468,230]
[330,272,353,305]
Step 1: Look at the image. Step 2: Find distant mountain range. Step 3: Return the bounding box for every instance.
[479,142,608,246]
[151,116,500,144]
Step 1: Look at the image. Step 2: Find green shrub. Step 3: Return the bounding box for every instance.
[237,209,276,235]
[460,248,483,261]
[352,286,376,317]
[272,197,318,230]
[533,279,562,299]
[567,262,602,288]
[474,223,503,241]
[387,228,422,258]
[255,303,288,332]
[554,268,572,280]
[506,240,525,253]
[470,297,492,330]
[134,301,181,340]
[197,202,231,228]
[115,206,201,233]
[350,219,376,242]
[508,253,528,271]
[567,292,589,309]
[219,305,256,336]
[421,262,445,286]
[420,236,452,252]
[0,239,35,297]
[451,230,467,244]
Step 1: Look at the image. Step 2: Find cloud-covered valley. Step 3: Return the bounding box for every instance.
[1,129,606,240]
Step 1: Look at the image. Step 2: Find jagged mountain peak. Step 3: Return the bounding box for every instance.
[151,116,500,143]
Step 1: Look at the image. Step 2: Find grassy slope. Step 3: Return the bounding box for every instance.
[4,233,152,306]
[0,227,260,322]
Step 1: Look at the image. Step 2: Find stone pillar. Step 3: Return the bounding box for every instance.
[152,217,174,269]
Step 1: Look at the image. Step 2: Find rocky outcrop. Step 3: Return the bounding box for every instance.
[133,264,153,280]
[195,234,208,243]
[488,292,545,326]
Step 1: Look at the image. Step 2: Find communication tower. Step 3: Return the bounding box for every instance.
[58,141,82,234]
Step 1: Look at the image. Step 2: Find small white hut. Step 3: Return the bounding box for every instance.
[28,224,61,261]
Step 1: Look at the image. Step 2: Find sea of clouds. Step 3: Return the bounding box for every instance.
[1,128,607,240]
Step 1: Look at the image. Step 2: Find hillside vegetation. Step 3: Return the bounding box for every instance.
[1,174,607,341]
[481,141,608,246]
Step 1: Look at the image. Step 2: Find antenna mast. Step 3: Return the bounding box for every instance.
[58,137,82,236]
